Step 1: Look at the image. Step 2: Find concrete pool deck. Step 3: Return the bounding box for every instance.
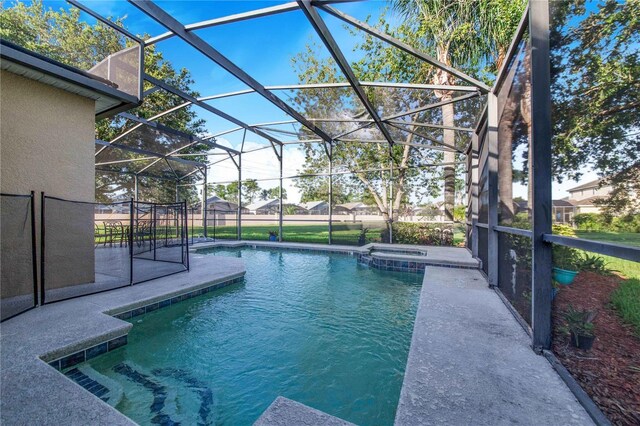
[394,266,593,425]
[1,243,594,425]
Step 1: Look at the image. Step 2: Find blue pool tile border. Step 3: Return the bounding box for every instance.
[112,275,244,321]
[48,334,128,371]
[47,275,244,372]
[357,254,478,273]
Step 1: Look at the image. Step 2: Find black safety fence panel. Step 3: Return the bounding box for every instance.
[1,192,38,321]
[477,226,489,276]
[41,195,189,304]
[497,231,532,326]
[131,201,189,284]
[41,195,133,304]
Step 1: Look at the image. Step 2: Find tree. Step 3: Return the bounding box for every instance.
[296,178,356,205]
[392,0,527,220]
[260,187,287,201]
[0,1,206,204]
[292,3,523,234]
[550,0,639,215]
[210,179,262,205]
[292,32,456,236]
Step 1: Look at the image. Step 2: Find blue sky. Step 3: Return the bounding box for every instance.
[34,1,599,202]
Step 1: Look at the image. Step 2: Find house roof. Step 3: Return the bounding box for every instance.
[552,199,575,207]
[568,178,603,192]
[299,201,327,210]
[245,199,279,210]
[336,202,365,210]
[569,195,607,206]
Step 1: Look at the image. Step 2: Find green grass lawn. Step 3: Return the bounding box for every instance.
[570,231,640,332]
[575,230,640,247]
[190,223,468,246]
[190,224,383,246]
[573,231,640,279]
[610,278,640,335]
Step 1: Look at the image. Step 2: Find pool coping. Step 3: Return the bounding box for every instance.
[192,240,481,272]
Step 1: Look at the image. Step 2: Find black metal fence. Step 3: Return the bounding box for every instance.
[41,195,189,304]
[1,192,37,322]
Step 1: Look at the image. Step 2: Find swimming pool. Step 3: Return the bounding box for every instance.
[71,248,422,425]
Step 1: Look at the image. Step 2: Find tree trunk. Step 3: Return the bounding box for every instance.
[498,97,516,224]
[442,101,456,221]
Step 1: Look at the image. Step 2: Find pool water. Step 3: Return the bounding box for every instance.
[78,248,422,425]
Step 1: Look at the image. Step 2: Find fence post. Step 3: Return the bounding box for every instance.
[530,0,553,352]
[40,192,46,304]
[29,191,38,306]
[185,201,190,270]
[129,198,134,285]
[238,153,242,241]
[471,132,479,258]
[487,93,499,286]
[389,155,394,244]
[278,144,283,242]
[203,166,208,238]
[328,143,333,245]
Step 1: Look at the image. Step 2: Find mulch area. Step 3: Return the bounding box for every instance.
[552,271,640,425]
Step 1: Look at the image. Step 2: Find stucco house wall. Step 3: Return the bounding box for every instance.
[1,70,96,295]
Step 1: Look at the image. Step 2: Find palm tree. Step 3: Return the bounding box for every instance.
[392,0,526,220]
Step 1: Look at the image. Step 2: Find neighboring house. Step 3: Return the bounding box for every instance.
[335,202,379,215]
[245,199,305,215]
[299,201,329,215]
[567,178,612,202]
[204,196,241,213]
[552,178,613,224]
[552,199,575,224]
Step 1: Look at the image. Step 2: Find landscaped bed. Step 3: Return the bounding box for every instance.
[552,272,640,425]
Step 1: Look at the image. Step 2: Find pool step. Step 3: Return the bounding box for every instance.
[65,365,123,406]
[112,362,216,425]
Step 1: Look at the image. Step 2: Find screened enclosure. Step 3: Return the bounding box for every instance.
[1,5,638,417]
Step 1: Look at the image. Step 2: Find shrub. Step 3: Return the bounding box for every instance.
[574,213,640,233]
[611,214,640,233]
[552,223,577,237]
[380,222,454,246]
[576,253,616,275]
[574,213,607,231]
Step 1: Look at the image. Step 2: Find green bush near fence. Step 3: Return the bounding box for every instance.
[381,222,454,246]
[574,213,640,233]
